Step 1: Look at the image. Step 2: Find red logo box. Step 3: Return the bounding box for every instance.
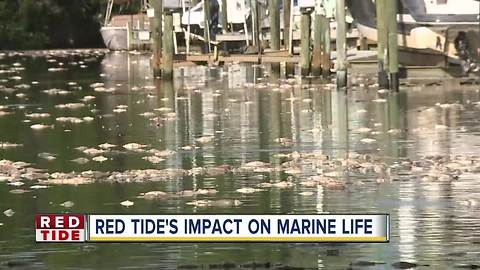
[35,214,86,242]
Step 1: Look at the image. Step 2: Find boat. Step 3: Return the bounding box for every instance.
[347,0,480,70]
[101,0,187,50]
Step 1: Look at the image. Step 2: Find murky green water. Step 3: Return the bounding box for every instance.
[1,50,480,269]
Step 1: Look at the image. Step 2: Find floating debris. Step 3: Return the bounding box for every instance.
[30,124,52,130]
[71,158,89,164]
[92,156,108,162]
[38,152,57,161]
[236,187,262,194]
[123,143,147,150]
[120,200,134,207]
[0,142,22,149]
[3,209,15,217]
[60,201,75,208]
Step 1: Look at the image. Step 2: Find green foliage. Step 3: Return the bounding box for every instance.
[0,0,112,49]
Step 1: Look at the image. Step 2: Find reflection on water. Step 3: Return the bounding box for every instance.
[0,50,480,269]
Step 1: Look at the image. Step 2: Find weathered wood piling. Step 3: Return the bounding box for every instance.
[335,0,347,89]
[387,0,399,92]
[320,14,331,77]
[269,0,280,51]
[284,0,291,51]
[312,5,331,78]
[203,0,211,53]
[151,0,163,77]
[300,8,312,76]
[376,0,389,88]
[163,10,174,79]
[127,18,133,51]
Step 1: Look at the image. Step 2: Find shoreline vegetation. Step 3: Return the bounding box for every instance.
[0,0,141,50]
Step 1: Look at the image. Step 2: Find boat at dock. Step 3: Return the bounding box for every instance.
[101,0,187,50]
[347,0,480,68]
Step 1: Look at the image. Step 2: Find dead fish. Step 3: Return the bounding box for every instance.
[355,127,372,133]
[83,148,105,156]
[30,185,49,189]
[142,156,164,164]
[38,152,57,161]
[9,189,30,194]
[3,209,15,217]
[195,189,218,195]
[0,142,22,149]
[195,136,215,144]
[98,143,116,150]
[92,156,108,162]
[120,200,134,207]
[360,138,376,144]
[30,124,52,130]
[25,113,50,118]
[81,95,96,102]
[141,191,169,200]
[123,143,147,150]
[60,201,75,208]
[71,157,89,164]
[186,199,243,208]
[236,187,262,194]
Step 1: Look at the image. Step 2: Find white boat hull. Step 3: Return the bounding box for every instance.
[100,27,128,50]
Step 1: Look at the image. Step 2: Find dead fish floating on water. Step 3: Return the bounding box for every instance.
[186,199,243,208]
[25,113,50,118]
[0,142,22,149]
[98,143,116,150]
[3,209,15,217]
[30,124,52,130]
[140,191,169,200]
[120,200,134,207]
[38,152,57,161]
[195,136,215,144]
[92,156,108,162]
[60,201,75,208]
[71,157,89,164]
[236,187,262,194]
[123,143,147,150]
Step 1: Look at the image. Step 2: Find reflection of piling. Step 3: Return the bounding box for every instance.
[163,11,174,79]
[335,0,347,89]
[269,0,280,51]
[151,0,163,77]
[387,0,399,92]
[376,0,389,88]
[300,9,312,76]
[284,0,291,50]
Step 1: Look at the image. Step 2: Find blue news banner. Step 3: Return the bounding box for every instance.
[36,214,389,242]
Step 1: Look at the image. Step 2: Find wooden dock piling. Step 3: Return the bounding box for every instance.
[312,13,322,76]
[387,0,399,92]
[284,0,291,50]
[376,0,389,88]
[151,0,163,77]
[269,0,281,51]
[251,0,260,47]
[300,9,312,76]
[320,14,332,77]
[203,0,211,53]
[221,0,228,34]
[163,10,174,79]
[335,0,347,89]
[127,18,133,51]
